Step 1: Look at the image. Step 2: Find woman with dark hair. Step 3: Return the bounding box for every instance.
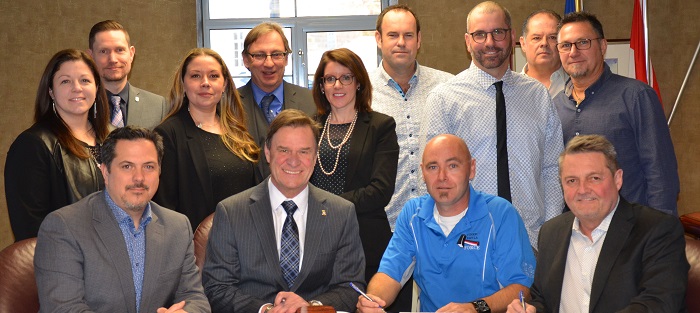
[310,48,399,282]
[154,48,259,228]
[5,49,111,241]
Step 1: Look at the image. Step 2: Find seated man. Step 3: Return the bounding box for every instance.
[35,126,210,313]
[358,134,536,313]
[507,135,688,313]
[202,109,365,313]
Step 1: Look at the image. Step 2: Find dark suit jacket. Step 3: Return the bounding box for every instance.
[34,191,210,313]
[126,84,168,129]
[238,81,315,178]
[153,108,258,228]
[530,198,688,312]
[202,180,365,313]
[316,111,398,281]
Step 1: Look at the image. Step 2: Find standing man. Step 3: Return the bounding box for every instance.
[554,12,679,215]
[88,20,168,129]
[202,110,365,313]
[238,22,316,177]
[371,4,454,231]
[519,9,568,98]
[506,135,688,313]
[357,135,535,313]
[35,126,210,313]
[421,1,564,249]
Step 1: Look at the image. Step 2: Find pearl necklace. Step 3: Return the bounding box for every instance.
[317,111,358,176]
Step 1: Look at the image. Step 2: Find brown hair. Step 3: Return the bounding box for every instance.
[243,22,291,55]
[376,4,421,34]
[265,109,321,149]
[35,49,110,159]
[164,48,259,163]
[311,48,372,116]
[89,20,131,49]
[559,135,619,175]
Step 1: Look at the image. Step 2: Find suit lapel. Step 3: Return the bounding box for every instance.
[249,181,288,288]
[127,85,142,126]
[180,109,215,206]
[344,112,371,189]
[294,186,327,291]
[240,82,268,145]
[92,193,138,313]
[139,207,163,313]
[589,200,634,311]
[282,82,298,109]
[548,214,575,311]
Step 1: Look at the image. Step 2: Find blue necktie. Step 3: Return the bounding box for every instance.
[280,200,300,288]
[260,94,276,124]
[110,95,125,127]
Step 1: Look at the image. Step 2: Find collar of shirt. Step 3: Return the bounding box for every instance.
[377,60,420,98]
[107,82,131,104]
[418,184,488,237]
[251,81,285,114]
[572,195,619,243]
[267,178,309,220]
[469,61,517,91]
[564,62,612,99]
[521,64,568,84]
[105,191,152,233]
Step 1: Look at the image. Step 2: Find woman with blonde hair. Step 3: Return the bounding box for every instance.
[6,49,111,241]
[154,48,259,228]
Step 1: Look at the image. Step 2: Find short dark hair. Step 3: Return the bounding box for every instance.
[89,20,130,49]
[265,109,320,149]
[559,11,605,39]
[559,135,619,175]
[376,4,421,34]
[101,126,164,170]
[312,48,373,116]
[522,9,562,37]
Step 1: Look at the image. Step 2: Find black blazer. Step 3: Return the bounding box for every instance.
[316,111,399,281]
[153,109,257,228]
[530,197,688,312]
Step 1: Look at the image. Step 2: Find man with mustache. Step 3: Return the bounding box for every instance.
[35,126,210,313]
[519,9,568,99]
[553,12,679,216]
[421,1,564,251]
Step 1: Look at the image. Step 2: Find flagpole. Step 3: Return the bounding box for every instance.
[642,0,652,85]
[668,39,700,126]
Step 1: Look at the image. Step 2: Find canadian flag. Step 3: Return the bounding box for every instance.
[629,0,663,106]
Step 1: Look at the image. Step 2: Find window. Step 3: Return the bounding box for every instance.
[198,0,389,89]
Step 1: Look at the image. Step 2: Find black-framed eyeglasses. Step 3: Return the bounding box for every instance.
[247,52,289,62]
[467,28,510,43]
[321,74,355,86]
[557,38,601,53]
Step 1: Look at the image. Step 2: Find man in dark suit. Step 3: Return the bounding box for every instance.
[202,109,365,313]
[34,126,210,313]
[238,22,316,177]
[88,20,168,129]
[507,135,688,313]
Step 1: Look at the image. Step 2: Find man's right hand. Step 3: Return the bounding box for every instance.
[506,298,535,313]
[356,294,387,313]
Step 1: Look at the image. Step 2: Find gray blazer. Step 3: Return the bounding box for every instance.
[202,179,365,313]
[238,81,316,178]
[127,84,168,129]
[34,191,211,313]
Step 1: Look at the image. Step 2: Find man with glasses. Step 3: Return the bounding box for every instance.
[238,22,315,178]
[553,12,679,216]
[421,1,564,251]
[519,10,568,99]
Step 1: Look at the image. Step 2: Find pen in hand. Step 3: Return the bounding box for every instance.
[349,282,386,312]
[520,290,526,311]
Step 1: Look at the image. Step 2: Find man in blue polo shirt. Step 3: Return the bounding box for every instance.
[357,134,535,313]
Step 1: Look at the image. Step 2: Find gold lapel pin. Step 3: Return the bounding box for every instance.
[321,210,327,216]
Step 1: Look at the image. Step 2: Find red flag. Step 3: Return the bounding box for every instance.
[629,0,663,106]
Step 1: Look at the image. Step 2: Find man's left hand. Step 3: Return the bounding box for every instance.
[436,302,476,313]
[157,300,188,313]
[271,291,309,313]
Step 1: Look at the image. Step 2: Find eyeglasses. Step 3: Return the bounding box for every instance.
[321,74,355,86]
[247,52,289,62]
[557,38,601,53]
[467,28,510,43]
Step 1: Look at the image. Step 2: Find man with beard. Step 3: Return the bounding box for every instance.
[553,12,679,216]
[357,134,535,313]
[35,126,210,313]
[421,1,564,250]
[519,9,568,99]
[88,20,168,129]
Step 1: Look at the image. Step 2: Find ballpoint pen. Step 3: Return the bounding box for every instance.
[349,282,386,312]
[520,290,526,311]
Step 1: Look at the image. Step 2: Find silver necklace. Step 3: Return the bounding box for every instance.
[317,111,358,176]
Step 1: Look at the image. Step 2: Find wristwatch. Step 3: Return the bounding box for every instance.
[309,300,323,306]
[471,299,491,313]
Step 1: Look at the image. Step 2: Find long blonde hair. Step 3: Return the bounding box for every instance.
[164,48,259,162]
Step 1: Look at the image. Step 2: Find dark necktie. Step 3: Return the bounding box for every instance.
[260,94,276,124]
[280,200,300,288]
[110,95,125,127]
[494,81,511,202]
